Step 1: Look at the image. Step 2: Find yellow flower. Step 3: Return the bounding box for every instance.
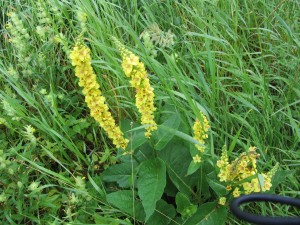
[218,146,277,198]
[218,197,226,205]
[193,112,210,153]
[191,112,210,164]
[193,154,201,163]
[70,43,129,149]
[115,39,157,138]
[233,187,241,198]
[226,185,232,191]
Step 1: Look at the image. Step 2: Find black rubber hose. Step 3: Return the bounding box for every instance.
[230,193,300,225]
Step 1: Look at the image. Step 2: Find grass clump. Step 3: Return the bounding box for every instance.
[0,0,299,224]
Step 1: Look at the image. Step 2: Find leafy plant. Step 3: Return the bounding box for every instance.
[0,0,299,224]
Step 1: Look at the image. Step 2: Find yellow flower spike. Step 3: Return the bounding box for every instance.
[115,40,157,138]
[70,43,129,150]
[193,112,210,153]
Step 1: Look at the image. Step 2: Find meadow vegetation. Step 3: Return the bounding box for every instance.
[0,0,299,224]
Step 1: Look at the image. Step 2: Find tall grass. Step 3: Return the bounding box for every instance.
[0,0,299,224]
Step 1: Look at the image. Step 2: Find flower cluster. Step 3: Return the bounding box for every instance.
[36,1,52,40]
[76,10,88,33]
[6,12,33,76]
[217,146,278,197]
[51,4,64,26]
[23,125,37,146]
[115,40,157,138]
[1,99,20,121]
[192,112,210,163]
[54,33,70,56]
[140,32,157,58]
[7,66,19,80]
[0,150,11,171]
[70,43,129,149]
[140,23,176,48]
[0,118,8,127]
[0,150,14,175]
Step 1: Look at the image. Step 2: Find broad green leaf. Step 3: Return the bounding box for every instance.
[102,162,137,188]
[158,140,199,197]
[129,131,147,151]
[176,192,191,214]
[137,158,166,221]
[107,194,146,221]
[164,175,178,197]
[187,160,201,176]
[106,190,134,215]
[121,119,148,151]
[94,214,133,225]
[158,125,203,146]
[176,192,197,218]
[134,202,146,221]
[207,178,227,196]
[184,202,227,225]
[147,200,176,225]
[153,113,181,150]
[189,144,199,156]
[121,142,154,164]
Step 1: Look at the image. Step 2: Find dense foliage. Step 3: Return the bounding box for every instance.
[0,0,299,224]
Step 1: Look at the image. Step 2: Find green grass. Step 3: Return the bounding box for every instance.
[0,0,299,224]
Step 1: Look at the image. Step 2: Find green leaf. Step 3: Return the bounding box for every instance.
[176,192,191,214]
[94,214,133,225]
[121,119,148,152]
[102,162,137,188]
[184,202,228,225]
[147,200,176,225]
[207,178,227,196]
[106,190,134,215]
[158,140,199,197]
[153,113,181,150]
[176,192,197,218]
[121,142,154,164]
[129,131,147,151]
[72,124,81,134]
[87,174,105,200]
[187,160,201,176]
[137,158,166,221]
[258,174,265,188]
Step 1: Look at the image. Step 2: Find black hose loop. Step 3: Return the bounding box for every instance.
[230,193,300,225]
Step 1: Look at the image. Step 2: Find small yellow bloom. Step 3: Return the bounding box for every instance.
[248,146,257,152]
[226,185,232,191]
[218,197,226,205]
[193,154,201,163]
[233,187,241,198]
